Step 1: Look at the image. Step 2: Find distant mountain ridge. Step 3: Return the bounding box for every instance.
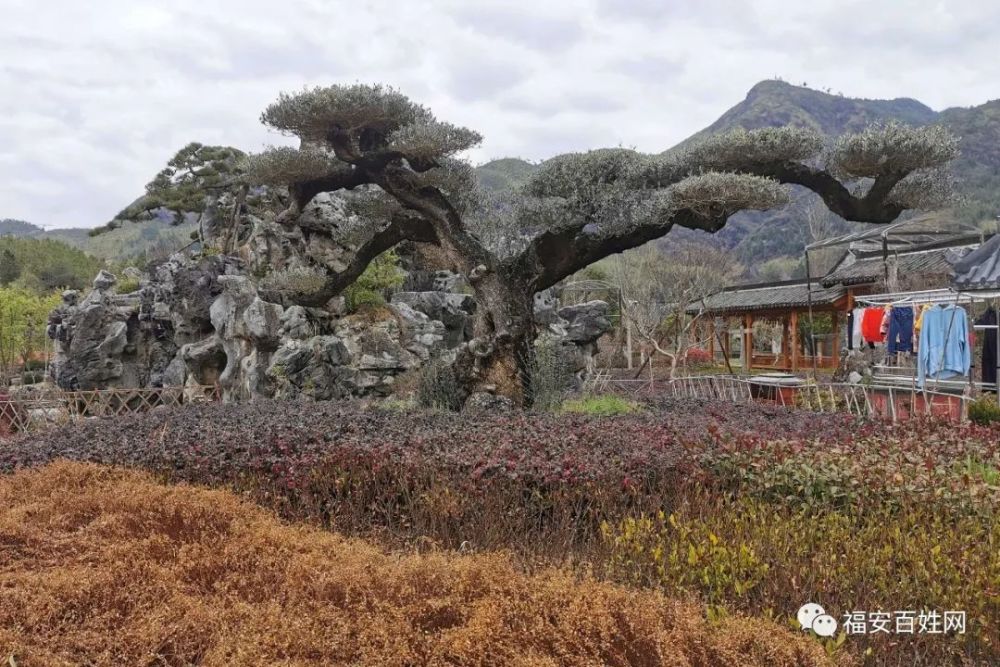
[475,81,1000,275]
[669,81,1000,269]
[0,218,196,262]
[679,80,939,148]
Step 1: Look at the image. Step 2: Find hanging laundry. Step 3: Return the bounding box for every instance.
[914,304,928,335]
[847,308,864,350]
[860,307,886,343]
[917,305,971,387]
[977,307,998,387]
[852,307,864,349]
[879,306,891,339]
[886,305,914,354]
[913,303,933,352]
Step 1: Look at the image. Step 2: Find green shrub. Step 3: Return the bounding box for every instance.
[416,358,463,411]
[21,370,45,385]
[958,455,1000,486]
[602,496,1000,665]
[343,250,404,314]
[968,395,1000,426]
[115,277,141,294]
[561,394,642,416]
[376,397,418,413]
[602,510,770,612]
[702,420,1000,514]
[23,359,46,372]
[344,287,385,312]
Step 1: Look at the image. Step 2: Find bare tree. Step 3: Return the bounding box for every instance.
[611,242,740,378]
[803,197,847,276]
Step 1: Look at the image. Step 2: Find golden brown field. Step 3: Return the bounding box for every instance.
[0,461,837,667]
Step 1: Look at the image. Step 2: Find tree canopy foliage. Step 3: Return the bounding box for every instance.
[0,236,102,293]
[0,286,60,381]
[73,83,958,404]
[94,143,246,235]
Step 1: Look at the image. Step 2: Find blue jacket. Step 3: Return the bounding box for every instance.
[918,305,971,387]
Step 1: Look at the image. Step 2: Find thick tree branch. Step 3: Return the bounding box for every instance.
[737,160,905,223]
[376,164,494,275]
[283,169,373,220]
[260,214,438,307]
[521,208,731,292]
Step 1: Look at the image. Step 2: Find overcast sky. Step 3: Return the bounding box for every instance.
[2,0,998,229]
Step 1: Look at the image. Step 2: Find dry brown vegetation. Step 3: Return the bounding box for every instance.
[0,462,838,667]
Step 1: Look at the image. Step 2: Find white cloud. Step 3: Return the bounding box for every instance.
[0,0,997,228]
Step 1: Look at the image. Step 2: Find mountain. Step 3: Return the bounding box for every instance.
[0,219,44,237]
[475,82,1000,276]
[938,99,1000,225]
[475,157,539,191]
[670,80,1000,273]
[0,218,196,262]
[0,232,103,292]
[9,83,997,277]
[678,80,939,149]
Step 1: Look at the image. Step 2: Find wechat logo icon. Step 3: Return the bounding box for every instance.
[798,602,838,637]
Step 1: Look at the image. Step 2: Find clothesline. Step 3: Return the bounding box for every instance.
[854,288,1000,307]
[846,288,998,393]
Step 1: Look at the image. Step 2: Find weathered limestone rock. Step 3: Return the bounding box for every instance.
[47,275,129,389]
[833,347,879,383]
[268,334,356,400]
[390,291,474,347]
[557,301,613,345]
[390,302,448,360]
[532,296,613,386]
[46,191,612,404]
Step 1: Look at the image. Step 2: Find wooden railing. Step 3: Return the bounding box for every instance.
[0,385,220,438]
[606,374,973,423]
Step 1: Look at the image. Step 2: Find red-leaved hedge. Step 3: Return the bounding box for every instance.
[0,399,854,549]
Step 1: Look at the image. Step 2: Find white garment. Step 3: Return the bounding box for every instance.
[851,308,864,349]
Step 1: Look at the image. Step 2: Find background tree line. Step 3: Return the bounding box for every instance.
[0,236,101,384]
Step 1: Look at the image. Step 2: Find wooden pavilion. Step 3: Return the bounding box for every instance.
[687,279,850,371]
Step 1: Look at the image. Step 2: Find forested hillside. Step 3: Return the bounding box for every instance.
[0,234,102,293]
[673,81,1000,270]
[0,218,195,262]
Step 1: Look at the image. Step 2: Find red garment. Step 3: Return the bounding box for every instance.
[861,308,886,343]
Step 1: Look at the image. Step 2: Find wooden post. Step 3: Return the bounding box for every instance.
[724,318,731,360]
[790,310,800,372]
[831,310,841,367]
[708,319,716,361]
[781,314,790,370]
[625,319,633,370]
[743,313,754,371]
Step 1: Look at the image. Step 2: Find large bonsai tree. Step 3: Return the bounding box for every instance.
[244,84,957,404]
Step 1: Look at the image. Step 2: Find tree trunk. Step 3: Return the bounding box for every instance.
[455,271,536,406]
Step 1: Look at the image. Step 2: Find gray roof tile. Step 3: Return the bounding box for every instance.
[687,281,846,315]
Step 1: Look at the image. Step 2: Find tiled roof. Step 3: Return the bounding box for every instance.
[820,244,976,288]
[952,234,1000,291]
[687,280,846,316]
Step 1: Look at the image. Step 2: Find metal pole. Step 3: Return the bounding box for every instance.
[804,251,818,376]
[995,296,1000,407]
